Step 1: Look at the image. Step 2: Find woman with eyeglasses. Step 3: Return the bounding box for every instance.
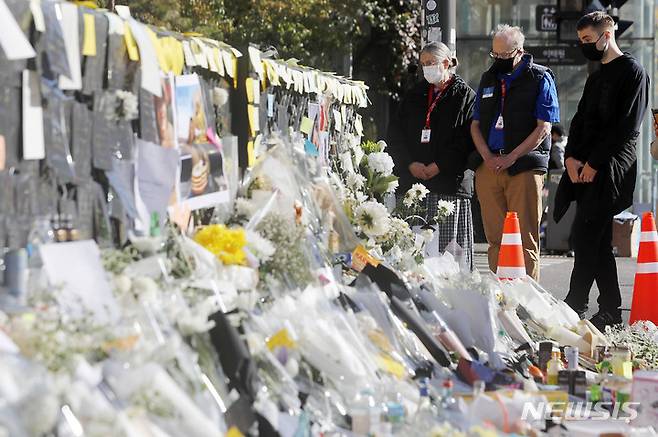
[387,42,477,270]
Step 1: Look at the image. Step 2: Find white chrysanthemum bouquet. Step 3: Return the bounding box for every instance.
[356,140,399,201]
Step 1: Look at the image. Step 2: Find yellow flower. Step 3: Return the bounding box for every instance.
[194,224,247,266]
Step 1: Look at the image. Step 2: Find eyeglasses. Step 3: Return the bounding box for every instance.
[420,60,440,67]
[489,48,520,59]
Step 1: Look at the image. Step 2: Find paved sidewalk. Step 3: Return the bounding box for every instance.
[473,244,636,324]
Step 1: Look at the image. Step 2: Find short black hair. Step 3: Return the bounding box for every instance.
[551,124,564,137]
[576,11,615,31]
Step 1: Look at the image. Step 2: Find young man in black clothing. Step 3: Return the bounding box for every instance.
[555,12,650,331]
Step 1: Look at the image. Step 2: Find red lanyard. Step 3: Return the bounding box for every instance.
[500,79,507,114]
[425,76,454,129]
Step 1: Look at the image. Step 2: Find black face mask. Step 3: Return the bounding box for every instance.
[580,33,607,61]
[491,57,515,74]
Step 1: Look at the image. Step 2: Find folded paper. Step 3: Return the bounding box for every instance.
[22,70,45,160]
[29,0,45,33]
[128,20,161,97]
[0,0,36,60]
[40,240,121,325]
[248,46,264,82]
[58,3,82,90]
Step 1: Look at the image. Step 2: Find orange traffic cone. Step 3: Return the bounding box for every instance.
[629,212,658,324]
[497,211,526,280]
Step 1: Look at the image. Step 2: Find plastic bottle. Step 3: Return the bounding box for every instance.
[149,212,161,237]
[412,378,437,431]
[25,216,56,297]
[439,379,457,411]
[472,380,486,398]
[547,349,563,385]
[26,216,56,266]
[434,378,460,425]
[351,388,380,436]
[382,391,405,434]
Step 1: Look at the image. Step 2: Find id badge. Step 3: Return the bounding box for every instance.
[420,129,431,143]
[494,115,504,130]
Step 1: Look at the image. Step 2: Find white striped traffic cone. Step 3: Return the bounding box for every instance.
[497,211,526,280]
[629,212,658,324]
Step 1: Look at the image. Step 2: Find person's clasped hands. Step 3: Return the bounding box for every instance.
[409,161,440,180]
[565,157,597,183]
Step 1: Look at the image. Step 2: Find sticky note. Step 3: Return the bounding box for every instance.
[159,37,173,73]
[190,39,208,69]
[145,27,167,72]
[245,77,255,104]
[247,140,255,167]
[229,47,243,58]
[115,4,131,19]
[203,45,217,73]
[333,109,342,132]
[252,79,260,105]
[0,135,5,171]
[307,102,319,123]
[72,0,98,8]
[248,46,264,80]
[105,13,124,35]
[304,139,318,157]
[267,94,275,118]
[213,47,224,77]
[292,70,304,93]
[169,38,185,75]
[182,40,195,67]
[221,50,233,77]
[355,114,364,137]
[299,117,314,135]
[30,0,45,32]
[265,60,280,86]
[82,14,96,56]
[232,57,238,87]
[279,64,291,86]
[335,83,344,102]
[22,70,45,160]
[247,105,259,137]
[123,22,139,61]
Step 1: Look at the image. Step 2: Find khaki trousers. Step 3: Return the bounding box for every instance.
[475,164,543,280]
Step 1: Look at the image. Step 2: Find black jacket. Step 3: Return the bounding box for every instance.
[470,54,554,175]
[554,54,650,222]
[387,75,476,197]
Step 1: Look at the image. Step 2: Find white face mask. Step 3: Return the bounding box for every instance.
[423,64,444,84]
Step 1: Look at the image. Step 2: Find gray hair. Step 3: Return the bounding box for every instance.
[420,41,459,71]
[492,24,525,49]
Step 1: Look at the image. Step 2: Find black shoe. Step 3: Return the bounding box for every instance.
[574,309,587,320]
[564,299,587,319]
[589,311,622,332]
